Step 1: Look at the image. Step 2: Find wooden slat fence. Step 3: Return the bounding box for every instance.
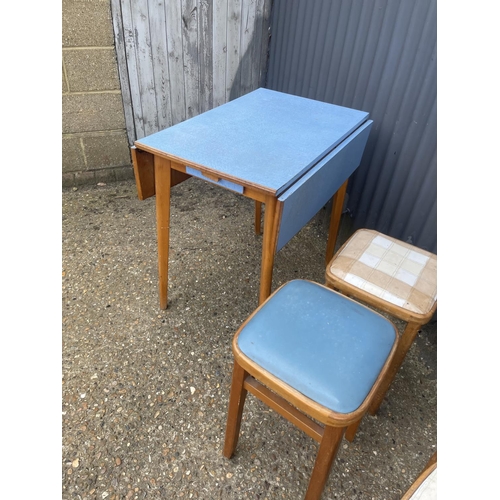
[110,0,273,145]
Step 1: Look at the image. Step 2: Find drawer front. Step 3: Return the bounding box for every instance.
[185,166,244,194]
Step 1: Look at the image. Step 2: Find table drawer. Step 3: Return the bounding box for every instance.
[185,166,244,194]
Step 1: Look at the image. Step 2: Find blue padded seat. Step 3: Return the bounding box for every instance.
[237,280,397,414]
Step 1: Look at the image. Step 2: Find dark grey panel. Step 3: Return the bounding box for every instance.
[267,0,437,253]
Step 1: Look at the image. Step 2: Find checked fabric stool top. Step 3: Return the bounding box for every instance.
[325,229,437,416]
[326,229,437,319]
[223,280,398,500]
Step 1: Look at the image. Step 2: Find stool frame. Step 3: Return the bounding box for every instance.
[325,231,437,415]
[223,282,398,500]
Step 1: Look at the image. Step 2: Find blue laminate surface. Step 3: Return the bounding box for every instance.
[135,88,369,196]
[276,120,372,251]
[237,280,396,414]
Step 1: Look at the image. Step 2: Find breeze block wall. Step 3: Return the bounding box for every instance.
[62,0,133,187]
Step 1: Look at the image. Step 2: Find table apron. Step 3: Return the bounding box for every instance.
[133,148,272,204]
[186,166,244,194]
[173,162,271,203]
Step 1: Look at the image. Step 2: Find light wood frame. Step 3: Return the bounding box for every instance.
[401,452,437,500]
[325,233,437,417]
[222,282,399,500]
[132,147,347,309]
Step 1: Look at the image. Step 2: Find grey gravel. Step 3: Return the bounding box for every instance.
[62,178,437,500]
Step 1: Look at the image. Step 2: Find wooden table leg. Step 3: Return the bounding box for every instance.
[254,201,262,235]
[259,196,279,305]
[325,179,348,266]
[154,156,172,310]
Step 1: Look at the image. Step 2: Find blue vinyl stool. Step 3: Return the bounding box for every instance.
[223,280,398,500]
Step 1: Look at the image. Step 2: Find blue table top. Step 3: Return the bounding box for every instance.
[135,88,369,196]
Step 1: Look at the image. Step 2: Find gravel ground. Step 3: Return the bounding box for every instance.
[62,178,437,500]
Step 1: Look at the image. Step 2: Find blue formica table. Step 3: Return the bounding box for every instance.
[132,88,373,309]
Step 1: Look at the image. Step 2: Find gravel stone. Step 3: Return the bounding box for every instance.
[62,178,437,499]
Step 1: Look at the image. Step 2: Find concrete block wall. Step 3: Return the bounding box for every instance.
[62,0,133,187]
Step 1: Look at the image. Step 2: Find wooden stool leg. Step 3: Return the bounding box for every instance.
[344,419,361,442]
[369,321,422,415]
[304,425,345,500]
[255,201,262,235]
[223,362,248,458]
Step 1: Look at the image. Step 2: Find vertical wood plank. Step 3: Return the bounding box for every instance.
[226,0,242,101]
[120,0,146,139]
[212,0,228,108]
[198,0,213,113]
[259,0,272,87]
[130,1,159,136]
[113,0,273,141]
[239,0,257,95]
[110,0,136,145]
[181,0,200,119]
[166,0,187,125]
[148,0,173,130]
